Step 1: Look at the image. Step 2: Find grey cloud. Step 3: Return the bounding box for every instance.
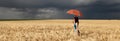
[0,0,120,19]
[0,7,69,19]
[0,0,97,8]
[102,0,120,4]
[81,0,120,19]
[0,7,23,19]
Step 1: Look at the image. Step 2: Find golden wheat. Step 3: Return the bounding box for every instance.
[0,20,120,41]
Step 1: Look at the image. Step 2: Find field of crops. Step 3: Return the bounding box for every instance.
[0,20,120,41]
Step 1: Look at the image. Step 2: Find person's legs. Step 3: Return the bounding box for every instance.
[74,23,80,36]
[74,23,77,32]
[76,22,80,36]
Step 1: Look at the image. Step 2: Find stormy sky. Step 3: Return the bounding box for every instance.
[0,0,120,19]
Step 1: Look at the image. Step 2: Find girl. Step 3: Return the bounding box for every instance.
[73,16,80,36]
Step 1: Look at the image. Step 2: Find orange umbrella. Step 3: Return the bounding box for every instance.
[67,9,82,16]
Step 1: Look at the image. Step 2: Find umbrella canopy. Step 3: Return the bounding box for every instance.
[67,9,82,16]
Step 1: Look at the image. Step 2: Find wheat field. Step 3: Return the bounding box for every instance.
[0,20,120,41]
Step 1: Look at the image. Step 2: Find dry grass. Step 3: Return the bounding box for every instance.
[0,20,120,41]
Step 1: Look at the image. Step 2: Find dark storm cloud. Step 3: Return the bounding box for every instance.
[0,0,120,19]
[0,0,97,8]
[82,0,120,19]
[0,7,23,19]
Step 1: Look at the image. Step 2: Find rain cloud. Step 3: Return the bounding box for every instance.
[0,0,120,19]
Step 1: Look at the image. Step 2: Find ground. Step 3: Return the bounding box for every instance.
[0,20,120,41]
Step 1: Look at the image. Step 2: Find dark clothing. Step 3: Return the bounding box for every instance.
[73,16,80,36]
[74,17,79,23]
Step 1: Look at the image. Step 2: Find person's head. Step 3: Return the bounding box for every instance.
[74,15,78,19]
[74,15,78,17]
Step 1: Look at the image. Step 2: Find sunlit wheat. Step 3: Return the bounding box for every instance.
[0,20,120,41]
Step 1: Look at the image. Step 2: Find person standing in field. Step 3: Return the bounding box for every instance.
[73,16,80,36]
[67,9,82,36]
